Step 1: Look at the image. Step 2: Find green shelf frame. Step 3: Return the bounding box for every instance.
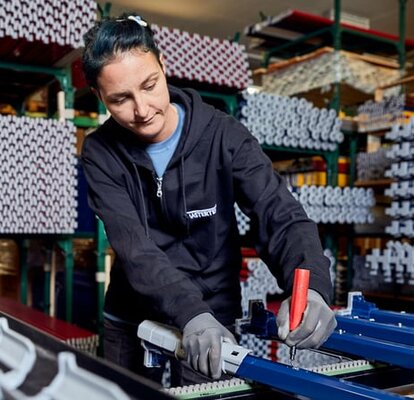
[261,145,339,186]
[0,54,83,325]
[262,0,408,71]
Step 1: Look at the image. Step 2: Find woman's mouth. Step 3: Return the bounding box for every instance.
[135,115,155,125]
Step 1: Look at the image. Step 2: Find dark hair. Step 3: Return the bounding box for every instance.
[82,14,161,88]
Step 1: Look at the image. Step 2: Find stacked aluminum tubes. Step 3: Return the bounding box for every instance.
[235,185,375,231]
[358,94,405,121]
[0,115,77,234]
[292,185,375,224]
[240,91,343,151]
[365,241,414,285]
[260,52,402,98]
[357,94,405,132]
[151,25,252,90]
[356,148,392,181]
[0,0,96,48]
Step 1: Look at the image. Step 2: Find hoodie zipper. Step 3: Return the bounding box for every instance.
[156,177,163,198]
[155,175,172,225]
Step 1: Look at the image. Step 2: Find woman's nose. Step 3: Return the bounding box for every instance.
[133,97,149,118]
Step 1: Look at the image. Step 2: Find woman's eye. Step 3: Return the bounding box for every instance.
[145,83,156,91]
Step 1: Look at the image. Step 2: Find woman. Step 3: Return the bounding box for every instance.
[81,15,336,386]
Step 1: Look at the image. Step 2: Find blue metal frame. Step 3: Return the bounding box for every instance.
[236,355,405,400]
[323,330,414,369]
[336,316,414,346]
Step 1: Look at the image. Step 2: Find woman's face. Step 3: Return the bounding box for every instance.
[95,49,177,143]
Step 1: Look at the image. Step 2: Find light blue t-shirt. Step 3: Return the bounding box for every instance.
[145,103,185,177]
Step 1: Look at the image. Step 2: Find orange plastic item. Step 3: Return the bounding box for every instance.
[290,268,310,331]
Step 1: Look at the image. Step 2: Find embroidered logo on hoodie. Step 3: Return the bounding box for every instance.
[186,204,217,219]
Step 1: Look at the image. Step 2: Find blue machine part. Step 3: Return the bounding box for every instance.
[236,355,405,400]
[347,293,414,328]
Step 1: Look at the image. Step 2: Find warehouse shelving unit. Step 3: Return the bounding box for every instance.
[0,53,78,321]
[242,0,413,304]
[0,4,97,325]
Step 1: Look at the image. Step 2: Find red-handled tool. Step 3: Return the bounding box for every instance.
[289,268,310,364]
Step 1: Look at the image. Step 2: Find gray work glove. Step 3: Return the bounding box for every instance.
[182,313,237,379]
[277,289,337,349]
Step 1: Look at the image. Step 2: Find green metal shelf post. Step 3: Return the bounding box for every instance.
[325,149,339,187]
[329,0,342,113]
[96,219,109,355]
[197,91,239,116]
[57,239,74,323]
[262,26,332,67]
[18,239,29,305]
[344,130,359,187]
[98,2,112,18]
[56,66,75,114]
[43,244,53,315]
[398,0,407,70]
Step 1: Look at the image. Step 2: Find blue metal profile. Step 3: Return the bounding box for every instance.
[236,355,405,400]
[322,330,414,369]
[336,316,414,346]
[367,310,414,328]
[349,294,414,327]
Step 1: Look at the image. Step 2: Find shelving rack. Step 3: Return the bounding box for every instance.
[3,0,412,341]
[243,0,412,304]
[0,2,97,326]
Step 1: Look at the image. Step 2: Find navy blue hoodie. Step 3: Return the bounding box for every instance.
[81,85,332,330]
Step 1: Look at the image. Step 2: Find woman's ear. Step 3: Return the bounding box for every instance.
[91,87,101,99]
[159,53,167,74]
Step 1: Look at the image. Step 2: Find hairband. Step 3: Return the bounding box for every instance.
[127,16,148,27]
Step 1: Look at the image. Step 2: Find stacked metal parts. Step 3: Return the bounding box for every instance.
[356,148,392,181]
[152,24,252,89]
[0,0,96,48]
[260,51,403,97]
[365,242,414,285]
[240,91,343,151]
[358,94,406,132]
[384,118,414,241]
[361,95,414,287]
[0,115,77,234]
